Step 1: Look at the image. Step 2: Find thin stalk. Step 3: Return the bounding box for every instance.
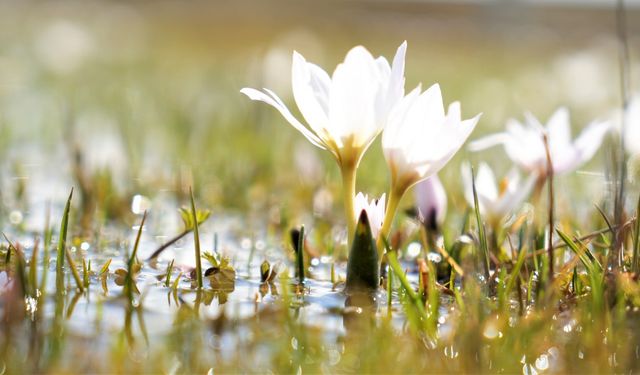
[297,225,305,285]
[65,248,84,293]
[614,0,630,268]
[377,185,405,261]
[146,230,190,261]
[165,259,175,288]
[40,201,52,293]
[28,238,39,297]
[542,133,555,281]
[190,188,203,289]
[471,166,491,281]
[55,188,73,294]
[341,163,357,248]
[633,193,640,273]
[386,249,428,321]
[387,264,393,316]
[125,211,147,303]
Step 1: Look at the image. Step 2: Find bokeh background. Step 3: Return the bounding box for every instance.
[0,0,639,233]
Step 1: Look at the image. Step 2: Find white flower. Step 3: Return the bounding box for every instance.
[619,95,640,156]
[469,107,610,175]
[382,84,480,191]
[414,174,447,230]
[354,192,386,239]
[241,42,407,168]
[461,162,537,223]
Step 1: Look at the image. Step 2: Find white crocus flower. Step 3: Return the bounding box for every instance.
[414,174,447,231]
[461,162,537,225]
[469,107,610,175]
[377,83,480,252]
[241,43,406,165]
[241,42,407,247]
[620,95,640,156]
[354,192,386,239]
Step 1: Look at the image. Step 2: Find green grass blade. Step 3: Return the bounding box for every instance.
[40,202,52,293]
[297,225,305,285]
[65,248,84,292]
[28,239,39,297]
[125,211,147,302]
[190,188,203,289]
[56,188,74,294]
[470,166,490,280]
[556,229,602,274]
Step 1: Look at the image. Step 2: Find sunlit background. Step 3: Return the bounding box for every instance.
[0,0,639,232]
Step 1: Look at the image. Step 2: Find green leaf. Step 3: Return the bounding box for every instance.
[179,206,211,232]
[345,210,379,292]
[56,188,73,294]
[189,188,204,289]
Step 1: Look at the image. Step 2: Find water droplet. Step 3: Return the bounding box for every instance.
[406,242,421,258]
[241,238,252,250]
[483,322,500,339]
[523,363,538,375]
[535,354,549,371]
[9,210,22,225]
[131,194,150,215]
[427,252,442,263]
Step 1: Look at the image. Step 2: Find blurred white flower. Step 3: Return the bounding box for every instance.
[469,107,610,175]
[414,174,447,230]
[241,42,406,168]
[35,20,94,74]
[461,162,537,224]
[620,95,640,156]
[354,192,385,239]
[382,84,480,192]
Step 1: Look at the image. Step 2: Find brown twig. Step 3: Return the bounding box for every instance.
[146,229,190,261]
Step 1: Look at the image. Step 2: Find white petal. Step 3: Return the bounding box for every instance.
[461,162,484,214]
[476,162,498,201]
[381,41,407,116]
[240,87,326,149]
[329,46,381,148]
[546,107,571,148]
[495,171,538,217]
[624,96,640,155]
[382,85,422,155]
[291,52,331,141]
[468,133,510,152]
[415,174,447,226]
[557,120,611,173]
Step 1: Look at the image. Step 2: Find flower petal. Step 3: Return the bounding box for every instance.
[557,120,610,173]
[240,87,326,149]
[467,133,510,152]
[291,52,331,141]
[329,46,382,148]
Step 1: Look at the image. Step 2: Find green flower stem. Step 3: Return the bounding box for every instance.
[377,185,406,261]
[341,162,357,249]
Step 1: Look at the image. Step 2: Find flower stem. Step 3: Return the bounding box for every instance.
[341,163,357,249]
[377,185,406,261]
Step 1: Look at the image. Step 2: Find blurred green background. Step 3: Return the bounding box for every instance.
[0,0,639,229]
